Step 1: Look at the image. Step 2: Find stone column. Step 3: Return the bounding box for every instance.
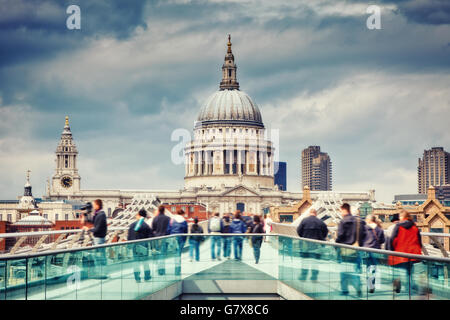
[185,152,189,176]
[258,151,263,175]
[237,149,242,174]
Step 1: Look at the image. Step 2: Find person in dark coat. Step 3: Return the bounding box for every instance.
[189,217,204,262]
[297,209,328,240]
[296,209,328,280]
[250,215,265,264]
[83,199,107,244]
[363,214,385,293]
[152,205,171,237]
[82,199,108,279]
[128,209,153,282]
[221,213,232,259]
[336,203,367,297]
[151,205,171,275]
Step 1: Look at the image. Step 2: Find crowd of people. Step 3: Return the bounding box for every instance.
[83,199,426,296]
[296,202,424,296]
[124,206,268,282]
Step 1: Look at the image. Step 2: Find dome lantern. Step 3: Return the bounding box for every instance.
[219,34,239,91]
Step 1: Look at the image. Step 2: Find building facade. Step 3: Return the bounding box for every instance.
[418,147,450,194]
[301,146,332,191]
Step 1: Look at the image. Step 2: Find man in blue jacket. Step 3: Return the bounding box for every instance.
[230,211,247,261]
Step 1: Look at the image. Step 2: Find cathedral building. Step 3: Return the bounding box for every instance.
[2,36,375,220]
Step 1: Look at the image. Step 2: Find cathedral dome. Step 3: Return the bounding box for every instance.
[196,89,263,128]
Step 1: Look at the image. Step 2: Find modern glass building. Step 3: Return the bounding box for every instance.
[274,161,287,191]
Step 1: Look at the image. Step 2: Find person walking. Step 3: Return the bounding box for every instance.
[168,209,188,275]
[189,217,204,262]
[363,214,385,293]
[151,205,171,275]
[388,210,423,295]
[82,199,108,279]
[83,199,107,245]
[230,210,247,261]
[222,213,232,259]
[250,215,265,264]
[336,203,367,297]
[208,212,223,261]
[128,209,153,283]
[296,209,328,281]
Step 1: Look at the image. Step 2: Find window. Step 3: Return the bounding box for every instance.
[182,206,186,211]
[43,214,48,220]
[7,214,12,222]
[108,208,111,217]
[171,206,176,212]
[65,214,69,221]
[55,214,59,221]
[0,214,2,221]
[189,206,195,213]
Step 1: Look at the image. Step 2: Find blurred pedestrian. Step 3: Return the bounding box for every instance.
[296,209,328,280]
[189,217,204,262]
[336,203,366,297]
[230,210,247,261]
[222,213,232,259]
[152,205,171,275]
[82,199,108,279]
[250,215,264,264]
[363,214,385,293]
[208,212,223,261]
[168,209,188,275]
[128,209,153,283]
[388,210,423,295]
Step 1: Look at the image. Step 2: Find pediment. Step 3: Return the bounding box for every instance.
[220,185,261,197]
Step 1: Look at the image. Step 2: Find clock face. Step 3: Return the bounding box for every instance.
[60,176,73,188]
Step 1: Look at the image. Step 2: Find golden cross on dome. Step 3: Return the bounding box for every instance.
[65,116,69,126]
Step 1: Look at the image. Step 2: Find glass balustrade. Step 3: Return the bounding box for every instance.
[0,234,448,300]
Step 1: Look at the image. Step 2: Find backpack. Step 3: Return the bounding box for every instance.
[209,217,221,232]
[222,218,231,233]
[191,224,205,242]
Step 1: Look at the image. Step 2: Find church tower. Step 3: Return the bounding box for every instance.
[219,34,240,90]
[51,116,81,197]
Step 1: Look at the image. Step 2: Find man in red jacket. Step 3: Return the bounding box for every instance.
[388,210,422,294]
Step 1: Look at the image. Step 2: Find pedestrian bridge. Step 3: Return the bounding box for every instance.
[0,234,449,300]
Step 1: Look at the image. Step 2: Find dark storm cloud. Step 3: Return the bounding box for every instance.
[361,0,450,25]
[0,0,148,67]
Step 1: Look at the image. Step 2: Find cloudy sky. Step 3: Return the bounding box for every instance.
[0,0,449,203]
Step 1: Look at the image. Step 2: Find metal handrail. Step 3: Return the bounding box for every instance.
[1,232,449,264]
[0,227,127,239]
[270,222,450,238]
